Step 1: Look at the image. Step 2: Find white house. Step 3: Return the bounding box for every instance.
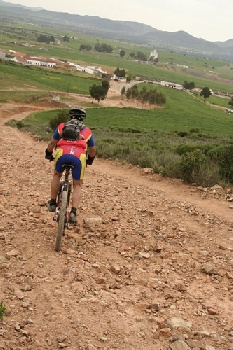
[149,49,158,62]
[84,66,96,75]
[160,81,183,90]
[75,64,85,72]
[26,56,56,67]
[173,84,183,90]
[160,81,173,87]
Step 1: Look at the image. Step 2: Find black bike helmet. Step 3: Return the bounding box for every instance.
[69,107,86,121]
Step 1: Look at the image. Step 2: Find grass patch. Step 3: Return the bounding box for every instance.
[0,90,52,102]
[0,61,101,94]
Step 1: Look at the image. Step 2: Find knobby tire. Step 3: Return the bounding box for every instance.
[55,190,68,252]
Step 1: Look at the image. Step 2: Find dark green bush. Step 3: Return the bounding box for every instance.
[16,121,24,129]
[207,145,229,161]
[49,109,69,130]
[177,131,188,137]
[176,143,215,156]
[208,145,233,182]
[114,127,142,134]
[191,159,220,186]
[159,155,182,178]
[126,150,154,168]
[179,149,206,183]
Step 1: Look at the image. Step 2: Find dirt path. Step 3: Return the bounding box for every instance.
[0,99,233,350]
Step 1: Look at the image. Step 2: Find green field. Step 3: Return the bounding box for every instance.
[12,88,233,139]
[0,61,101,95]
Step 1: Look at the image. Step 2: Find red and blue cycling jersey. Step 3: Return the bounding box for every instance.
[52,123,95,180]
[53,123,95,149]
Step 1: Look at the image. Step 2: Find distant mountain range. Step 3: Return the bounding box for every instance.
[0,0,233,62]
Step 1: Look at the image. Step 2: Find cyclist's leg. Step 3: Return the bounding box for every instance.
[72,179,83,209]
[50,149,64,201]
[71,153,86,208]
[48,169,62,211]
[51,170,62,200]
[65,154,85,223]
[52,152,71,201]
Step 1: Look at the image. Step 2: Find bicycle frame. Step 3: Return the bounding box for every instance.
[54,164,73,252]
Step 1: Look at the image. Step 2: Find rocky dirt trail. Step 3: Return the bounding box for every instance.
[0,98,233,350]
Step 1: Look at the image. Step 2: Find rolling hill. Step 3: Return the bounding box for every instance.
[0,0,233,62]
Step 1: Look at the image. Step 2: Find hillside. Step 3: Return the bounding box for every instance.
[0,0,233,62]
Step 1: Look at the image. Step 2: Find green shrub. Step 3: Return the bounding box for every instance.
[16,121,24,129]
[49,109,69,130]
[177,131,188,137]
[191,159,220,187]
[208,145,233,182]
[126,150,155,168]
[207,145,232,161]
[179,149,206,183]
[115,147,131,158]
[95,142,118,159]
[176,143,215,156]
[158,153,182,178]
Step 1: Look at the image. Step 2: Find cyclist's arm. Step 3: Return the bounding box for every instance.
[47,138,58,153]
[46,127,59,152]
[87,134,96,158]
[88,145,96,158]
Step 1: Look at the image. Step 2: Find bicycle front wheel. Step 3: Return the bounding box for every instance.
[55,190,68,252]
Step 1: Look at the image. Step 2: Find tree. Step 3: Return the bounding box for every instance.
[121,86,126,98]
[228,97,233,108]
[129,51,147,61]
[135,51,147,61]
[89,84,107,103]
[95,43,113,53]
[138,86,148,105]
[102,79,110,94]
[37,34,55,43]
[80,44,92,51]
[126,85,138,100]
[155,92,166,105]
[62,35,69,42]
[200,87,212,101]
[183,81,195,90]
[119,49,125,57]
[125,85,165,107]
[114,67,126,78]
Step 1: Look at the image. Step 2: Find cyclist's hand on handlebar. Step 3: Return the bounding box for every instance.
[86,156,95,165]
[45,148,54,161]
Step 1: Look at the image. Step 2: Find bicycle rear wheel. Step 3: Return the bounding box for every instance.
[55,190,68,252]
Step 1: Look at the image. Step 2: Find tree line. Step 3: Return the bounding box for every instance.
[122,85,166,107]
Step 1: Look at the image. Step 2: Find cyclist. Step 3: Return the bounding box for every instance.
[45,107,96,225]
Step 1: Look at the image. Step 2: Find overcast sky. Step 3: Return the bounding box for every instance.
[4,0,233,42]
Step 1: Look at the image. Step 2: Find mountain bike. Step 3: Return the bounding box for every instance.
[53,164,73,252]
